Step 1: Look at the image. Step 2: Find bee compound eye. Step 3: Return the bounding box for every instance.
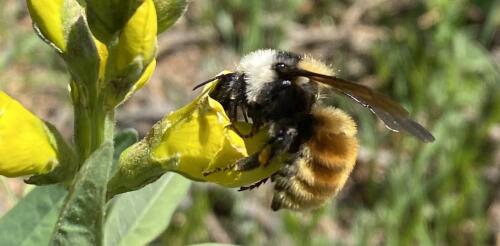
[275,62,287,71]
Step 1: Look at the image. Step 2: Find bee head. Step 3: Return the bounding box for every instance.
[237,49,301,103]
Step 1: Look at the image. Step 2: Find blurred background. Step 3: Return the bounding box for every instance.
[1,0,499,245]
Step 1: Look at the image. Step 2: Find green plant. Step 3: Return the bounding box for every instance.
[0,0,209,245]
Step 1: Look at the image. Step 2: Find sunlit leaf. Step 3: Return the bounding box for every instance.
[51,142,113,245]
[0,185,67,246]
[104,173,190,246]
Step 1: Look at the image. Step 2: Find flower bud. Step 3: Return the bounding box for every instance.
[104,0,158,107]
[85,0,144,43]
[0,92,75,178]
[153,0,188,33]
[107,73,281,197]
[115,0,157,72]
[27,0,84,53]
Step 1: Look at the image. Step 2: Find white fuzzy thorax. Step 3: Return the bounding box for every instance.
[237,49,278,103]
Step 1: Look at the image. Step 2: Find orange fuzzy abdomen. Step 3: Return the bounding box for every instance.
[271,106,359,210]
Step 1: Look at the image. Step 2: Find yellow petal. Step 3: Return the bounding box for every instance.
[27,0,66,51]
[115,0,157,72]
[129,59,157,95]
[94,37,109,80]
[0,92,58,177]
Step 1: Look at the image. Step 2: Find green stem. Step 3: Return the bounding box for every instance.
[74,95,114,164]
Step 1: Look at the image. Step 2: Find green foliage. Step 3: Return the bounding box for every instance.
[51,142,113,245]
[0,185,67,245]
[105,174,190,246]
[0,0,191,245]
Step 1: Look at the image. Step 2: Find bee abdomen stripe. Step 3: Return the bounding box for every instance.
[274,175,334,202]
[294,156,351,191]
[272,190,328,211]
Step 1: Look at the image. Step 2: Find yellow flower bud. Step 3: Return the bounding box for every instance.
[107,72,281,197]
[27,0,66,51]
[103,0,158,107]
[0,92,58,177]
[27,0,83,53]
[115,0,157,73]
[94,37,109,80]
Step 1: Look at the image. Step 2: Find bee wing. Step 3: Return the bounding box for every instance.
[299,71,435,142]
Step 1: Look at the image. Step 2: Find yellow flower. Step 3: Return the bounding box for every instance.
[107,72,281,197]
[104,0,158,107]
[27,0,83,53]
[115,0,157,73]
[151,90,280,187]
[0,92,58,177]
[27,0,66,51]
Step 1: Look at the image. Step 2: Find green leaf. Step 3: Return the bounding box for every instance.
[51,142,113,245]
[0,185,67,246]
[154,0,188,33]
[64,16,100,87]
[104,173,190,246]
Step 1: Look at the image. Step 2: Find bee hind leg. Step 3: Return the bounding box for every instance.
[201,142,272,177]
[202,151,259,176]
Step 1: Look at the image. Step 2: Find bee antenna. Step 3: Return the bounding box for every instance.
[192,73,231,91]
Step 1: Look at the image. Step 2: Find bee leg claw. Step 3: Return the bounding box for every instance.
[238,177,269,191]
[202,164,235,176]
[202,151,263,177]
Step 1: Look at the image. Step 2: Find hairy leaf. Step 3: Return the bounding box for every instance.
[0,185,67,246]
[105,173,190,246]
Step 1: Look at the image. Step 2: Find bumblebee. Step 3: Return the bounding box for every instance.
[194,49,434,210]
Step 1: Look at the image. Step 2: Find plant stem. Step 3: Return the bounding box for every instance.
[74,95,114,164]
